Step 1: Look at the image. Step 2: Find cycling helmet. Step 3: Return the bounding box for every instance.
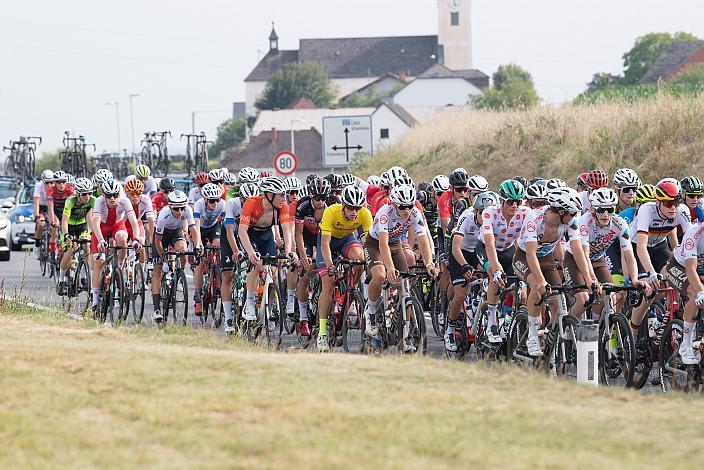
[124,178,144,195]
[387,166,407,183]
[589,187,618,208]
[467,175,489,193]
[340,185,366,207]
[53,170,68,182]
[654,178,681,202]
[223,172,236,185]
[167,190,188,207]
[239,182,259,200]
[74,178,93,193]
[367,175,382,187]
[418,181,432,193]
[587,169,608,189]
[159,178,175,191]
[545,178,567,190]
[473,191,499,212]
[498,179,525,200]
[285,176,303,193]
[528,176,543,186]
[135,164,151,178]
[680,176,704,195]
[448,168,469,187]
[526,183,549,200]
[259,170,272,178]
[238,167,259,183]
[308,176,331,197]
[392,174,414,188]
[576,172,589,191]
[101,180,120,196]
[306,174,319,185]
[324,173,343,189]
[66,174,75,185]
[634,184,656,203]
[431,175,450,193]
[194,172,209,185]
[339,173,356,187]
[41,169,54,182]
[613,168,640,188]
[389,184,416,206]
[547,187,582,215]
[259,177,286,195]
[201,183,222,200]
[208,168,225,183]
[513,175,528,188]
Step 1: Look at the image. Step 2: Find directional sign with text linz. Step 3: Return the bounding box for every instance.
[322,115,373,168]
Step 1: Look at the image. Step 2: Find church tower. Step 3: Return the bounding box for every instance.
[437,0,472,70]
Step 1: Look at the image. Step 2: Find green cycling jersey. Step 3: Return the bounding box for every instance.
[225,184,240,201]
[62,194,96,225]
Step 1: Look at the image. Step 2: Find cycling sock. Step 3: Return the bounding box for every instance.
[153,294,161,309]
[59,269,66,282]
[683,321,696,349]
[49,241,56,252]
[366,299,379,325]
[629,320,640,333]
[287,289,295,304]
[246,291,256,306]
[486,303,498,328]
[319,317,328,335]
[91,288,100,307]
[528,315,541,338]
[445,319,457,335]
[298,301,308,321]
[223,301,233,322]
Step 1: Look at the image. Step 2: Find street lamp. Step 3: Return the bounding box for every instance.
[104,102,121,153]
[191,109,230,135]
[290,119,302,156]
[129,93,141,166]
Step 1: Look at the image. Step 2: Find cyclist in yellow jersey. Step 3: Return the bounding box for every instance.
[316,185,372,351]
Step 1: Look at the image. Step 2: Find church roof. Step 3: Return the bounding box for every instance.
[640,40,704,84]
[416,63,489,88]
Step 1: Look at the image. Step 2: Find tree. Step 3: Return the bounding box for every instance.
[471,64,539,110]
[256,62,335,110]
[671,63,704,84]
[210,117,247,159]
[34,150,62,177]
[585,73,622,93]
[622,32,698,84]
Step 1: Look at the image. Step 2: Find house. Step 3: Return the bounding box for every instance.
[391,63,487,107]
[251,107,375,137]
[338,73,407,106]
[640,40,704,84]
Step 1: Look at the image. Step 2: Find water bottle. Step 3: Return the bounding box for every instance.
[576,319,599,386]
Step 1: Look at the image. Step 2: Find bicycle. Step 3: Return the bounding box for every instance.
[59,236,92,318]
[444,271,488,360]
[38,220,52,277]
[97,243,127,327]
[3,136,40,183]
[61,132,95,177]
[658,310,704,393]
[474,275,523,362]
[180,133,212,178]
[159,250,195,327]
[200,245,223,327]
[120,245,147,326]
[429,253,449,339]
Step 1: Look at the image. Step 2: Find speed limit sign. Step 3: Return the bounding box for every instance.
[273,151,298,176]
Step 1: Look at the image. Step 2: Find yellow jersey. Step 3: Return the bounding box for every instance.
[319,204,372,239]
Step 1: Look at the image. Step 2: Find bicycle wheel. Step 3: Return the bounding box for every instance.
[659,319,687,393]
[69,257,91,318]
[39,245,47,276]
[131,263,146,325]
[264,283,283,349]
[109,268,126,327]
[553,314,579,379]
[341,289,365,353]
[631,303,662,389]
[506,306,530,366]
[171,270,188,326]
[160,275,172,326]
[429,280,443,338]
[599,313,635,387]
[209,266,224,328]
[404,295,427,355]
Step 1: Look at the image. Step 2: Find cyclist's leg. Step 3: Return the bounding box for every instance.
[245,229,276,318]
[363,237,387,336]
[664,257,699,363]
[90,228,107,310]
[219,229,236,329]
[296,241,315,323]
[562,251,589,319]
[315,234,343,334]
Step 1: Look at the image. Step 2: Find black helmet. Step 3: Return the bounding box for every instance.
[513,175,528,188]
[681,176,704,195]
[528,176,543,186]
[308,176,331,197]
[324,173,342,189]
[159,177,175,191]
[417,181,431,192]
[448,168,469,187]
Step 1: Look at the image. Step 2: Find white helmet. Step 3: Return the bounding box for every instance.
[339,173,356,187]
[526,183,549,200]
[238,167,259,183]
[431,175,450,193]
[341,185,366,207]
[546,178,567,190]
[284,176,303,192]
[589,187,618,209]
[259,177,286,195]
[239,182,259,199]
[74,178,93,193]
[467,175,489,193]
[208,168,225,183]
[613,168,640,188]
[41,169,54,182]
[101,180,120,196]
[93,169,113,187]
[53,170,68,182]
[387,166,407,183]
[66,173,75,185]
[548,187,582,215]
[223,172,236,185]
[167,190,188,207]
[367,175,382,186]
[389,184,416,206]
[391,173,414,188]
[201,183,222,200]
[473,191,499,212]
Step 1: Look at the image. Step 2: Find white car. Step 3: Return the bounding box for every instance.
[0,208,11,261]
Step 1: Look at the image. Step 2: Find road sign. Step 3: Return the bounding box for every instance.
[322,115,373,168]
[273,151,298,176]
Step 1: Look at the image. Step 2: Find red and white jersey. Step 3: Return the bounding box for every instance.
[481,204,530,251]
[632,202,691,247]
[369,203,426,244]
[567,211,631,261]
[33,181,50,206]
[132,194,155,220]
[674,222,704,270]
[517,206,580,257]
[92,196,134,224]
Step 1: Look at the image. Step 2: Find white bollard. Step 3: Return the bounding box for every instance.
[576,319,599,386]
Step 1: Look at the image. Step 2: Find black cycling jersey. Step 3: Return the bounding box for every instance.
[294,195,338,236]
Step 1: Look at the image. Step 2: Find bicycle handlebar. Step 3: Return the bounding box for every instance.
[535,284,589,306]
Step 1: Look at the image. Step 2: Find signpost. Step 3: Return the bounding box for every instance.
[322,115,373,168]
[273,151,298,176]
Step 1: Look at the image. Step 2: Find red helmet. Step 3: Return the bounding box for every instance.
[654,178,681,202]
[259,170,272,178]
[194,172,209,185]
[576,172,589,191]
[587,170,608,189]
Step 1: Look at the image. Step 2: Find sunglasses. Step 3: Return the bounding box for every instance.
[555,208,577,217]
[312,195,327,202]
[344,205,362,212]
[686,193,703,199]
[206,198,220,204]
[171,206,185,212]
[288,191,300,197]
[104,193,118,199]
[127,191,142,198]
[503,198,522,206]
[79,192,92,197]
[163,189,173,194]
[397,204,414,211]
[661,199,681,208]
[453,187,469,193]
[595,207,615,214]
[620,187,637,193]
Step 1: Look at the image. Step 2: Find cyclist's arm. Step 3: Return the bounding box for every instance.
[685,258,704,294]
[46,199,56,225]
[294,223,306,260]
[636,233,655,275]
[623,248,638,282]
[282,221,295,255]
[451,233,468,266]
[667,229,678,250]
[188,224,201,248]
[86,209,96,236]
[146,215,154,245]
[320,233,333,269]
[581,243,597,280]
[61,212,69,242]
[237,223,255,258]
[154,233,164,258]
[225,224,240,258]
[577,241,596,282]
[33,197,40,218]
[417,231,434,268]
[92,212,104,243]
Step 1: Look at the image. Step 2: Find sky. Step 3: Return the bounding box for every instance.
[1,0,703,157]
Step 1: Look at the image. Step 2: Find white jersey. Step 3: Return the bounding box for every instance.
[369,203,426,244]
[223,197,244,226]
[154,205,195,234]
[579,191,591,215]
[517,206,581,257]
[188,186,202,205]
[193,198,226,229]
[481,204,530,251]
[131,194,155,220]
[568,211,631,261]
[631,202,691,247]
[674,223,704,271]
[452,207,483,252]
[124,175,157,195]
[33,181,50,206]
[92,196,134,224]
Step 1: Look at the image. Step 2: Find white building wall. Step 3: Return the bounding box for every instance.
[245,81,267,116]
[393,78,480,107]
[371,105,411,148]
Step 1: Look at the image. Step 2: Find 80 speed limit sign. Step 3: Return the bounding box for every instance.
[273,151,298,176]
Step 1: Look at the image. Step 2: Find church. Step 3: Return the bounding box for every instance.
[243,0,487,116]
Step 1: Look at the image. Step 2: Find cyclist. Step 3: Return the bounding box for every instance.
[416,175,447,248]
[283,176,304,315]
[467,175,490,203]
[619,183,656,226]
[46,171,75,260]
[92,169,114,198]
[220,182,259,334]
[576,172,589,193]
[151,177,175,213]
[481,179,531,344]
[135,164,157,195]
[223,172,237,199]
[208,168,226,199]
[192,183,226,316]
[680,176,704,222]
[613,168,640,212]
[579,169,608,214]
[324,173,344,199]
[57,178,96,296]
[33,169,54,260]
[444,192,498,351]
[316,185,371,351]
[438,168,471,238]
[188,172,210,205]
[90,180,144,316]
[512,187,588,356]
[238,177,296,322]
[151,190,203,323]
[124,178,155,264]
[525,181,548,209]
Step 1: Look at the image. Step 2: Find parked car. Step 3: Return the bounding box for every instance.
[0,177,19,213]
[0,208,11,260]
[7,182,34,251]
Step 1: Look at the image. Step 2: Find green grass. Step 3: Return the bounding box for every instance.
[1,305,703,468]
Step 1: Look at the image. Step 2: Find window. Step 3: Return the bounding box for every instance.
[450,12,459,26]
[380,129,390,139]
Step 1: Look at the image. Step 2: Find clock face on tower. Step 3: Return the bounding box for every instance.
[448,0,461,13]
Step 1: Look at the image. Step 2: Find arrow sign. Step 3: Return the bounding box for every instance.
[322,115,373,168]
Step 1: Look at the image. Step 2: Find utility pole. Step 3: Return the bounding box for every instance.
[129,93,141,167]
[105,101,121,153]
